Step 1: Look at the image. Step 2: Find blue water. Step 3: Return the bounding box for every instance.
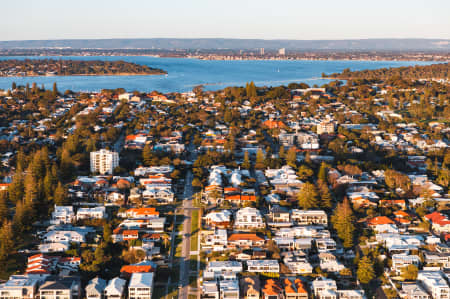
[0,56,435,93]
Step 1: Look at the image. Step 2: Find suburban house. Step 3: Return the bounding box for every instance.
[202,229,228,251]
[204,261,243,281]
[417,271,450,299]
[262,279,283,299]
[104,277,126,299]
[401,283,431,299]
[39,276,81,299]
[76,206,107,220]
[204,210,232,228]
[291,210,328,226]
[128,273,154,299]
[312,278,337,299]
[391,254,420,274]
[228,233,265,249]
[43,230,87,244]
[50,206,75,225]
[0,275,40,299]
[283,278,308,299]
[219,280,239,299]
[86,277,107,299]
[240,276,260,299]
[246,260,280,273]
[234,207,265,230]
[202,281,219,299]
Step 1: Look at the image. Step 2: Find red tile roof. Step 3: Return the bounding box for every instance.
[367,216,395,226]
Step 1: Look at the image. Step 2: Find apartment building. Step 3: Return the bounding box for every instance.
[90,149,119,175]
[417,271,450,299]
[291,210,328,226]
[128,273,154,299]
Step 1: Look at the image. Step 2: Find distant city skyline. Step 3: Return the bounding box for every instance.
[0,0,449,41]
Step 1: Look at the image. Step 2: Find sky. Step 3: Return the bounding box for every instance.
[0,0,449,41]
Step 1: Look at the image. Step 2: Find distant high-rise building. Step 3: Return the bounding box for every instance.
[90,149,119,175]
[260,48,265,55]
[278,48,286,55]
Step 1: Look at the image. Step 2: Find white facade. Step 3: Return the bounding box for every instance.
[104,278,126,299]
[76,207,107,220]
[43,230,86,244]
[50,206,75,225]
[417,271,450,299]
[246,260,279,273]
[90,149,119,175]
[128,273,154,299]
[234,207,265,230]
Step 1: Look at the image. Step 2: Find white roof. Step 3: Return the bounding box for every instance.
[129,273,154,288]
[105,278,126,295]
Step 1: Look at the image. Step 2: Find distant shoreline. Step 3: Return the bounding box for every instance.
[0,72,166,78]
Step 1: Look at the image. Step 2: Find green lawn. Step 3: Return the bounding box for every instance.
[190,209,199,252]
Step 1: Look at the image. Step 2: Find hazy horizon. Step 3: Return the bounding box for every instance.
[1,0,449,41]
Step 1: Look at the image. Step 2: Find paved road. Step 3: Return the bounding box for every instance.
[179,169,193,299]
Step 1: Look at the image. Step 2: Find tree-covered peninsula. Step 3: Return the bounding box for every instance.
[0,59,167,77]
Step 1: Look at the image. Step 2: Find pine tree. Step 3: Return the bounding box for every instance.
[8,163,24,204]
[54,182,68,206]
[13,200,33,234]
[255,149,265,169]
[242,151,251,169]
[297,182,319,209]
[60,149,74,181]
[279,146,285,159]
[286,147,297,167]
[86,138,97,153]
[0,193,9,222]
[52,82,58,98]
[331,198,355,248]
[142,144,153,166]
[317,181,332,209]
[357,256,375,284]
[0,220,15,261]
[24,168,39,207]
[103,223,112,243]
[318,162,328,182]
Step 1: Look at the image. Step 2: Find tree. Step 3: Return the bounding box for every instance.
[401,264,418,281]
[242,151,251,169]
[331,198,355,248]
[161,233,170,249]
[54,182,68,206]
[0,194,8,222]
[278,146,285,159]
[8,170,24,204]
[246,81,257,98]
[286,147,297,167]
[142,144,153,166]
[318,162,328,182]
[297,182,319,209]
[52,82,58,97]
[384,169,411,191]
[437,167,450,188]
[192,178,203,189]
[317,181,332,209]
[103,223,112,243]
[255,149,265,169]
[297,165,314,181]
[0,220,15,261]
[357,256,375,284]
[224,109,233,123]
